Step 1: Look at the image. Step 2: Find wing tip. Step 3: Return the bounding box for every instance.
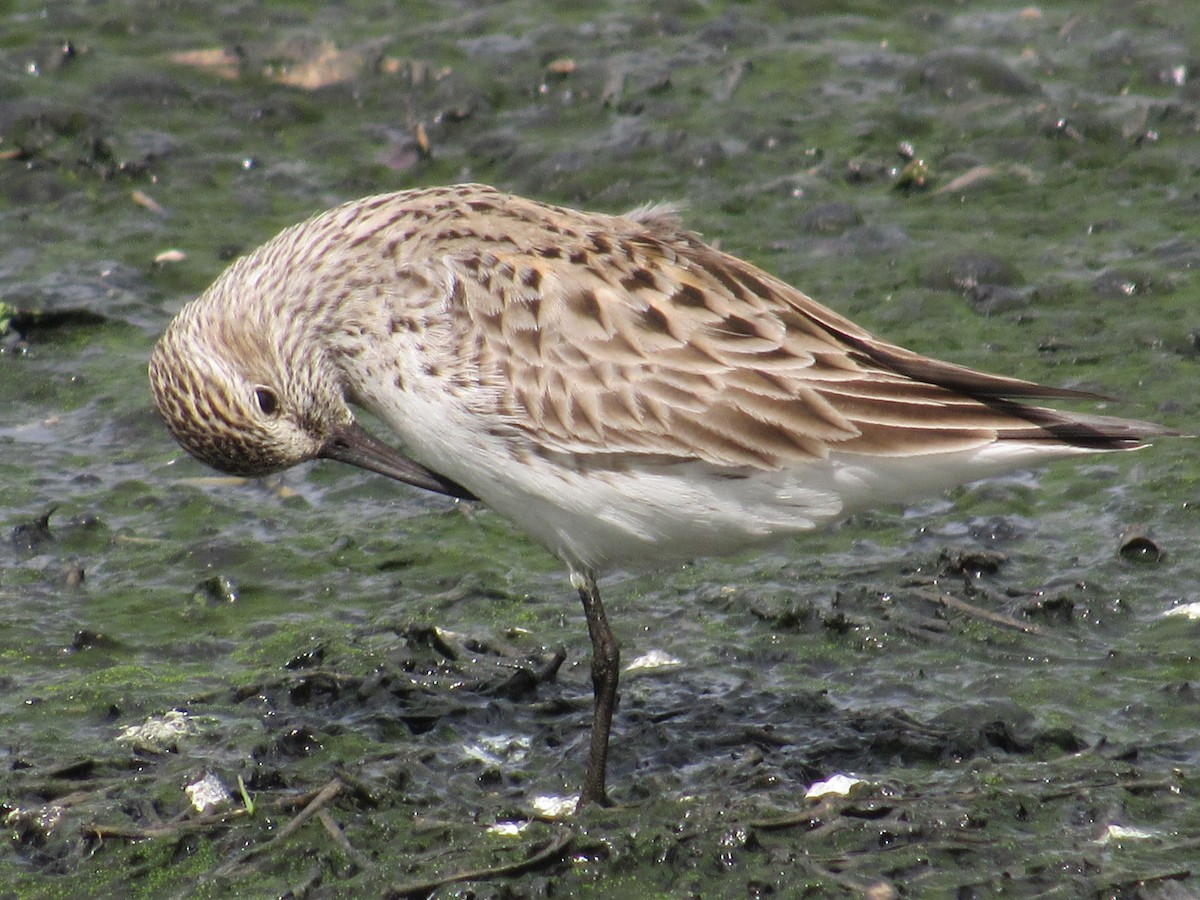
[996,405,1186,451]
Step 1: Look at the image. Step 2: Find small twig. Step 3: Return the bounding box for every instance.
[265,777,344,845]
[210,778,344,878]
[1039,776,1181,802]
[317,809,374,873]
[30,781,125,809]
[748,796,842,831]
[383,827,574,899]
[272,779,346,811]
[911,588,1043,635]
[84,808,247,841]
[1104,868,1192,891]
[804,860,892,896]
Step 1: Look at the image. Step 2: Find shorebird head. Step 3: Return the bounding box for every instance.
[149,266,478,499]
[148,292,352,479]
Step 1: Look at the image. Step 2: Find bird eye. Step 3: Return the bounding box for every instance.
[253,387,280,416]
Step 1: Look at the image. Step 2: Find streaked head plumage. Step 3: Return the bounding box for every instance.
[148,270,351,478]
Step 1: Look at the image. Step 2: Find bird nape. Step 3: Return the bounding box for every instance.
[149,183,1176,808]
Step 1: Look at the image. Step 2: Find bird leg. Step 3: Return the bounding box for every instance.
[572,568,619,808]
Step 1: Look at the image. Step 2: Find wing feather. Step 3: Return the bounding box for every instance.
[418,188,1165,468]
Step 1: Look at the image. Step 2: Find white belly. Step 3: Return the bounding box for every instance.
[430,440,1098,574]
[365,373,1101,575]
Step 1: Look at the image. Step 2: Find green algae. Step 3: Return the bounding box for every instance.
[1,0,1199,896]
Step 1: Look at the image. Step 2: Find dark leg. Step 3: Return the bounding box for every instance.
[572,568,619,808]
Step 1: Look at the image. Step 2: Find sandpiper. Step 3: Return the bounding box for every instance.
[149,183,1173,807]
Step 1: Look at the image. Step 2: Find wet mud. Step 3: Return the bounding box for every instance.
[2,1,1198,896]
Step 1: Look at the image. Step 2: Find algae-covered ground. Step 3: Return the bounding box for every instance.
[2,1,1198,896]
